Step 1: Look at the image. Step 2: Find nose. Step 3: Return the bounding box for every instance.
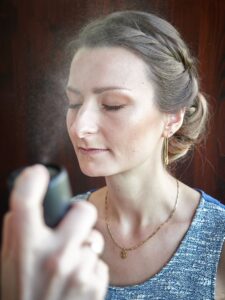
[72,103,99,138]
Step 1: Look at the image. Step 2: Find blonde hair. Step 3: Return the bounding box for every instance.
[169,93,209,163]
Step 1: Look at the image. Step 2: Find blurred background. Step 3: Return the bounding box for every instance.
[1,0,225,231]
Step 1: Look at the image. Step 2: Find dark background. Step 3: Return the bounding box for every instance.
[1,0,225,226]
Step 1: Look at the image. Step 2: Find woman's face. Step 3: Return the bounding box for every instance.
[66,47,166,177]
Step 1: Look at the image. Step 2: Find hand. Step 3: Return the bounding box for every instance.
[1,165,109,300]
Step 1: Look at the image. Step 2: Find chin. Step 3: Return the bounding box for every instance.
[79,165,107,177]
[79,163,118,178]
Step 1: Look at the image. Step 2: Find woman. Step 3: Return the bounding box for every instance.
[66,10,225,299]
[1,10,225,300]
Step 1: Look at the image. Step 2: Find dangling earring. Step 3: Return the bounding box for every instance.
[164,137,169,166]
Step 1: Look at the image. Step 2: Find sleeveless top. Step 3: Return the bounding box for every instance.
[72,190,225,300]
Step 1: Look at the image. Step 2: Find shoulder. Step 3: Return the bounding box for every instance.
[71,187,106,205]
[200,190,225,209]
[199,191,225,298]
[199,190,225,219]
[216,241,225,299]
[189,191,225,298]
[200,191,225,238]
[71,190,93,203]
[185,189,225,236]
[191,190,225,250]
[71,187,107,219]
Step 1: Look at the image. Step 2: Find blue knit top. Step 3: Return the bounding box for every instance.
[72,191,225,299]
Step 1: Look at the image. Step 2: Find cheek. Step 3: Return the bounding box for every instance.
[118,113,164,151]
[66,111,74,139]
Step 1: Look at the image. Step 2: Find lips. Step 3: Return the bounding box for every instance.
[78,147,109,155]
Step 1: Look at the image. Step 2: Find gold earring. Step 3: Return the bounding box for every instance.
[164,137,169,166]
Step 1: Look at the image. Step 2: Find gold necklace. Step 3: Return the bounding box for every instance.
[105,180,179,259]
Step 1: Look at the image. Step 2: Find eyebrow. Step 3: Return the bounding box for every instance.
[66,86,131,95]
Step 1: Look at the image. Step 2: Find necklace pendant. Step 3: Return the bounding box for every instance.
[120,248,128,259]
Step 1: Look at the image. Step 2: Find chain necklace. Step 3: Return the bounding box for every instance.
[105,180,179,259]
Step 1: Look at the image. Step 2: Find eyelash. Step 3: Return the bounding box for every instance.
[68,104,81,110]
[102,104,125,111]
[68,104,125,111]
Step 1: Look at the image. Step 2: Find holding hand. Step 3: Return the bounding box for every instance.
[1,165,109,300]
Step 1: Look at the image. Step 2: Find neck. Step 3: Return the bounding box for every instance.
[105,164,178,229]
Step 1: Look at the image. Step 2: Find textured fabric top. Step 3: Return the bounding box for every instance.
[72,191,225,300]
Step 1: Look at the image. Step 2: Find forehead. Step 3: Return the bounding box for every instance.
[68,46,153,92]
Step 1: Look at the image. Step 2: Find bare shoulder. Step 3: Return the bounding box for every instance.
[88,186,107,219]
[179,181,201,202]
[176,181,201,223]
[216,241,225,300]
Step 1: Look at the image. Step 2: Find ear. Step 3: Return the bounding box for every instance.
[163,108,185,137]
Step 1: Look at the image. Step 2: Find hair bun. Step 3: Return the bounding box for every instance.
[168,93,209,163]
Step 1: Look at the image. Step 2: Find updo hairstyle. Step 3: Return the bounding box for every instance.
[69,11,209,164]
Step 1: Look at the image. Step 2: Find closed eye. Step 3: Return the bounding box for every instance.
[68,103,82,109]
[102,104,125,111]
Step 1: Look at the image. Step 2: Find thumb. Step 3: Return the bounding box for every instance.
[10,164,50,233]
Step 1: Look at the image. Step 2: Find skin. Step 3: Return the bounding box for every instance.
[1,165,109,300]
[67,46,225,298]
[67,47,165,178]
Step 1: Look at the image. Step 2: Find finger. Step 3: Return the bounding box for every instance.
[57,201,97,246]
[94,259,109,284]
[43,246,97,300]
[62,249,99,298]
[69,246,98,287]
[43,273,64,300]
[46,204,99,283]
[92,260,109,300]
[64,258,109,300]
[10,164,49,230]
[83,229,105,256]
[45,204,98,280]
[44,230,102,300]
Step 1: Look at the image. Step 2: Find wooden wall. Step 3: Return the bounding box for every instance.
[1,0,225,223]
